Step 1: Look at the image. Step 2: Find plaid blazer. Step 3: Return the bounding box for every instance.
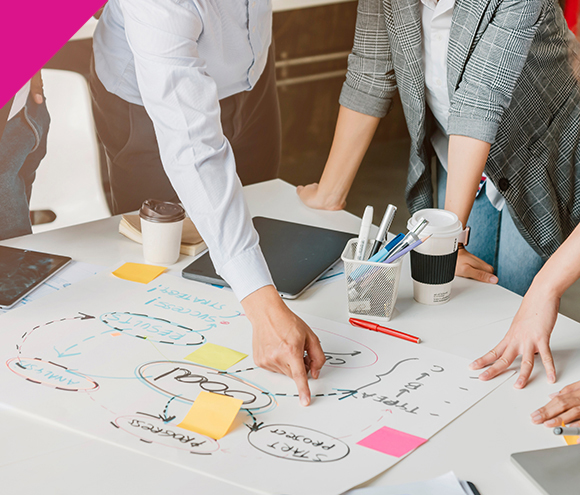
[340,0,580,259]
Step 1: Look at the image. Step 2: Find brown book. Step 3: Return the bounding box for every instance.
[119,214,207,257]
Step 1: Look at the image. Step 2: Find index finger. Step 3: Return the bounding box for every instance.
[514,348,535,389]
[531,394,580,425]
[538,341,556,384]
[470,342,508,370]
[288,356,311,407]
[478,346,519,381]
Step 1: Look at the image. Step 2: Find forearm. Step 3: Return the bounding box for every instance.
[317,105,380,205]
[124,1,273,301]
[444,135,491,228]
[94,3,106,19]
[531,222,580,298]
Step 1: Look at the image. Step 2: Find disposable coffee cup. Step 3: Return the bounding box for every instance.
[139,199,186,265]
[407,209,469,305]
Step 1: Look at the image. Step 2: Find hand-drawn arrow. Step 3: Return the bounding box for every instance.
[243,409,264,432]
[50,312,96,326]
[53,344,81,358]
[78,313,95,320]
[194,323,217,333]
[137,396,178,423]
[19,313,98,358]
[218,311,242,319]
[335,389,360,400]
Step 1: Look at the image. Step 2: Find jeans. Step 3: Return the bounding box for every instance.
[437,164,544,296]
[0,96,50,241]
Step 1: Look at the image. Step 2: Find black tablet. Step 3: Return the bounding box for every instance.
[182,216,355,299]
[0,245,72,309]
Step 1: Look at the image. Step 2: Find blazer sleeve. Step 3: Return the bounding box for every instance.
[447,0,544,143]
[339,0,398,118]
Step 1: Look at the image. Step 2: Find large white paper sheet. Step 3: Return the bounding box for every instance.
[0,272,511,494]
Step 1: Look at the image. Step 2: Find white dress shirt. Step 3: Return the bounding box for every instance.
[93,0,274,301]
[421,0,505,211]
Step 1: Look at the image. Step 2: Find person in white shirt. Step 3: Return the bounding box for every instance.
[0,73,49,241]
[91,1,325,405]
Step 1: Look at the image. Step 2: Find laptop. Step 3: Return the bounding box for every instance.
[182,216,355,299]
[511,444,580,495]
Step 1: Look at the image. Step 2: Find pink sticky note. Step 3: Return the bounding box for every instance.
[357,426,426,457]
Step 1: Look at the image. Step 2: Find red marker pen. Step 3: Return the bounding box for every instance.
[349,318,421,344]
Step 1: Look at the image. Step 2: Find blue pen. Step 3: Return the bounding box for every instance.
[368,233,405,263]
[350,233,405,281]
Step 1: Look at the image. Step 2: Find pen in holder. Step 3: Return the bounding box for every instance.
[341,238,403,321]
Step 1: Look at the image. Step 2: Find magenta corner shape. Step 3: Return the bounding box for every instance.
[0,0,107,109]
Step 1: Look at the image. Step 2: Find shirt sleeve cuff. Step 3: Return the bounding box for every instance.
[339,82,392,119]
[447,115,500,145]
[218,245,275,302]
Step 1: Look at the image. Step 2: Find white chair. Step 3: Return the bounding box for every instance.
[30,68,110,233]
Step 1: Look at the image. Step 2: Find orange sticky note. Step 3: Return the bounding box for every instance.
[177,391,243,440]
[112,263,166,284]
[558,421,579,445]
[564,434,580,445]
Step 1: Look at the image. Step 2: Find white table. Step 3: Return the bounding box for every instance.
[1,179,578,494]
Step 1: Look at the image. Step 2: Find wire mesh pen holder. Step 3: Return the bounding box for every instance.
[341,238,403,321]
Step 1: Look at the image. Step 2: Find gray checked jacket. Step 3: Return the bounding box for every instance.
[340,0,580,259]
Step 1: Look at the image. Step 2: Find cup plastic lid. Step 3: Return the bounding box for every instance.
[139,199,186,223]
[407,209,463,237]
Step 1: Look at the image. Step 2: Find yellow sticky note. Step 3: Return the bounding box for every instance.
[184,343,247,370]
[112,263,166,284]
[178,391,243,439]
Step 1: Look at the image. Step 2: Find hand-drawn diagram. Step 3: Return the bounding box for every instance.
[247,424,350,463]
[0,274,510,495]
